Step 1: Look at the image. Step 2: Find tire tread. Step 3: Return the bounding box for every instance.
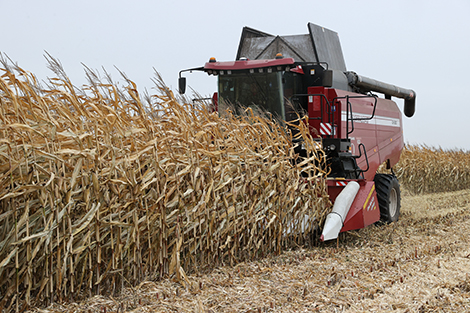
[374,173,400,222]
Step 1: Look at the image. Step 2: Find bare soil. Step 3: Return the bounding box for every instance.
[30,189,470,312]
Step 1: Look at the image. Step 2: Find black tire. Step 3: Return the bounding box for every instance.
[374,174,401,223]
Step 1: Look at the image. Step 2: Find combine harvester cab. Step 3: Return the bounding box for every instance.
[179,22,416,241]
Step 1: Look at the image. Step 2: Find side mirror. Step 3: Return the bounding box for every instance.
[178,77,186,94]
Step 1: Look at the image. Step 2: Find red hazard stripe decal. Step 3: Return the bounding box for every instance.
[320,123,332,135]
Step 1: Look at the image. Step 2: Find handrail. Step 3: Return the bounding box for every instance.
[289,93,377,140]
[332,94,378,139]
[290,93,335,137]
[353,143,369,177]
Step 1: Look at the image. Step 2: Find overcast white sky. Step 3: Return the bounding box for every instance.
[3,0,470,150]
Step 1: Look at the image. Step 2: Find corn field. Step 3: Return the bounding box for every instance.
[0,58,330,310]
[395,144,470,194]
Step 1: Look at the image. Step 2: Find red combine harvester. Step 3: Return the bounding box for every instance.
[178,23,416,241]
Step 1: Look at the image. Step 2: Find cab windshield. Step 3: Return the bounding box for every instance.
[218,71,285,120]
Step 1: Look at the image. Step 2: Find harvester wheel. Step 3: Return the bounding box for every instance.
[374,174,401,223]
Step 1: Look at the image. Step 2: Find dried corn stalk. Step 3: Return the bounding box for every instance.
[394,145,470,194]
[0,58,330,310]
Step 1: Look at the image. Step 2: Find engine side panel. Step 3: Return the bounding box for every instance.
[307,87,404,180]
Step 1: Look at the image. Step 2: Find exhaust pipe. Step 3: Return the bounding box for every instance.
[346,71,416,118]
